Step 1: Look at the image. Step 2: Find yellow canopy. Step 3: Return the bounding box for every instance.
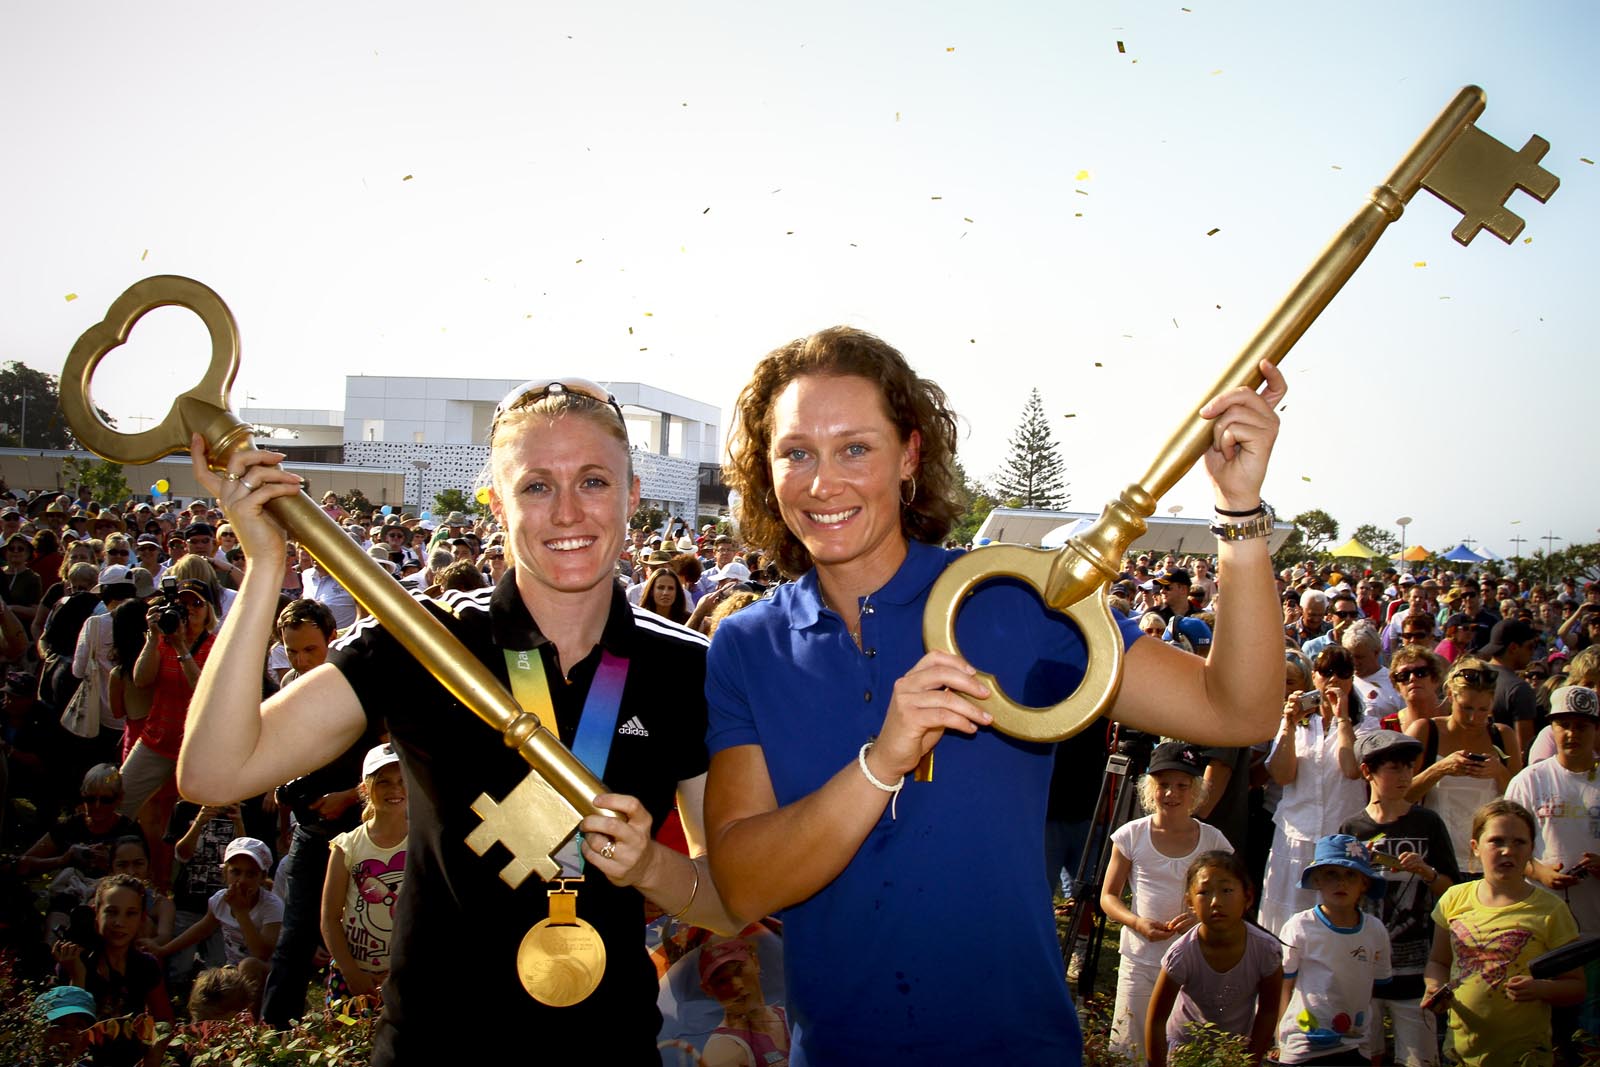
[1331,537,1382,558]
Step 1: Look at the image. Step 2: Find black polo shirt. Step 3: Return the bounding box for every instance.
[330,574,709,1065]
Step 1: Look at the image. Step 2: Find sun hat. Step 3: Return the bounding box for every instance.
[1298,834,1386,899]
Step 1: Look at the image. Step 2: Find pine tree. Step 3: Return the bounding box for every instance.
[994,388,1069,509]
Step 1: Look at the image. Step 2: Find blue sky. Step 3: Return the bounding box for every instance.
[3,1,1595,555]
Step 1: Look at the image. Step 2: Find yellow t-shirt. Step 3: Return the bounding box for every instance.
[1431,881,1578,1067]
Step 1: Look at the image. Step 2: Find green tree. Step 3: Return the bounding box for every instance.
[994,388,1069,510]
[433,487,490,520]
[1351,523,1401,559]
[630,504,666,532]
[948,458,999,545]
[0,361,115,449]
[60,456,131,507]
[1291,509,1339,554]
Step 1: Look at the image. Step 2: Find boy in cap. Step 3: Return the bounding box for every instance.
[34,985,96,1062]
[1276,834,1392,1065]
[1338,730,1459,1066]
[155,836,283,992]
[1506,686,1600,933]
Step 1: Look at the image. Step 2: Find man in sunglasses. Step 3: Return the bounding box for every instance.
[1303,590,1362,659]
[1482,619,1541,759]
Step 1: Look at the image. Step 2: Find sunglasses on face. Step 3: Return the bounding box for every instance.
[1314,662,1356,679]
[1451,668,1497,688]
[1332,609,1360,619]
[1393,667,1436,683]
[492,378,625,432]
[106,549,129,557]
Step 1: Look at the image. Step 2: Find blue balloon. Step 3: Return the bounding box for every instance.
[150,484,160,497]
[421,511,430,520]
[975,537,992,546]
[380,505,392,515]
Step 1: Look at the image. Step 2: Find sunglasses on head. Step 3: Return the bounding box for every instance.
[492,379,625,431]
[1451,667,1497,688]
[1393,666,1436,683]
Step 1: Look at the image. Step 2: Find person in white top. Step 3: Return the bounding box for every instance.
[1344,621,1404,722]
[1099,742,1233,1060]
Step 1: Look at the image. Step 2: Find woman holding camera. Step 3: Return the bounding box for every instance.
[1256,644,1377,938]
[118,577,216,819]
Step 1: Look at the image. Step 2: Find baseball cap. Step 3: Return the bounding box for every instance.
[1479,618,1537,658]
[1398,573,1417,585]
[719,560,752,583]
[1355,729,1423,766]
[223,837,272,871]
[363,742,401,778]
[34,984,96,1022]
[184,522,216,538]
[95,564,136,598]
[1158,569,1192,588]
[1549,686,1599,721]
[174,578,213,603]
[1146,741,1205,776]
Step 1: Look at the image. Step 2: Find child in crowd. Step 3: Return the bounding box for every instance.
[188,964,258,1023]
[1144,851,1282,1067]
[163,801,249,980]
[1099,742,1232,1059]
[108,834,175,949]
[50,873,174,1025]
[1337,729,1459,1066]
[1504,685,1600,1038]
[154,838,283,990]
[1424,798,1583,1067]
[321,743,409,999]
[1276,834,1391,1066]
[32,985,97,1064]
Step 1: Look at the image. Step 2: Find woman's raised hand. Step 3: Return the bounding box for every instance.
[188,433,304,560]
[1197,359,1287,511]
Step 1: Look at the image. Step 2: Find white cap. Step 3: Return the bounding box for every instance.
[720,560,751,582]
[362,742,401,778]
[223,837,272,871]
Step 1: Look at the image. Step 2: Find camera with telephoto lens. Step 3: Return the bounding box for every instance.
[154,576,185,634]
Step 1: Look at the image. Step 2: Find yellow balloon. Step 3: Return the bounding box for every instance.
[475,486,492,505]
[155,479,170,494]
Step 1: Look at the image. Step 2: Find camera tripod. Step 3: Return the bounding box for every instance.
[1060,725,1154,999]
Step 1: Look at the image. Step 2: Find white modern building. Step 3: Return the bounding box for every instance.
[243,376,721,521]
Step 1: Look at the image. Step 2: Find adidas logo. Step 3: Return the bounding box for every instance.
[617,716,650,737]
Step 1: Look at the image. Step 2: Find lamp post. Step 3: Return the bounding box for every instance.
[1396,516,1413,574]
[412,460,431,514]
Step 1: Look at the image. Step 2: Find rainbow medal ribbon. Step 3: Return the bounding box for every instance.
[503,647,629,1006]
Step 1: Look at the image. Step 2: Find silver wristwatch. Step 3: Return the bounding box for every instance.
[1209,501,1276,541]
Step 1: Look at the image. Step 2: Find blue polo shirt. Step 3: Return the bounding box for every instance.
[707,540,1143,1065]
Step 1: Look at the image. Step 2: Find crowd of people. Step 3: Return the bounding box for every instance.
[0,330,1593,1066]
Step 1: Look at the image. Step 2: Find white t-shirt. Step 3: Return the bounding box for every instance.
[1356,669,1404,722]
[1278,907,1392,1063]
[207,886,285,965]
[329,823,409,975]
[1504,758,1600,933]
[1109,815,1231,964]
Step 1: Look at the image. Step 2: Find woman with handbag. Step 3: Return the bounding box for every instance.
[70,566,141,765]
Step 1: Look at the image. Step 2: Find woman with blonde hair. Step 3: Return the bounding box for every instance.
[177,378,737,1064]
[1404,656,1522,874]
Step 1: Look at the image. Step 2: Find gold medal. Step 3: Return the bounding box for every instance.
[517,885,606,1006]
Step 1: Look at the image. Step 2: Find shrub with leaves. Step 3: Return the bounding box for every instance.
[0,955,47,1064]
[1079,993,1135,1067]
[168,997,378,1066]
[1168,1020,1254,1067]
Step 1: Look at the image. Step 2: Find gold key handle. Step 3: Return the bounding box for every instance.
[60,275,610,885]
[924,85,1558,743]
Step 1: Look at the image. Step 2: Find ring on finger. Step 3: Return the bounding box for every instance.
[239,478,255,492]
[225,472,241,482]
[600,840,616,860]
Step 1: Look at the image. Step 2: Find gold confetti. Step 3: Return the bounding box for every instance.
[895,112,900,122]
[644,312,653,317]
[1210,69,1222,75]
[140,249,148,261]
[576,258,583,264]
[1413,261,1426,268]
[1075,189,1089,196]
[946,46,955,52]
[1172,318,1179,328]
[850,243,858,247]
[402,174,413,181]
[931,195,942,200]
[1523,237,1532,244]
[969,339,975,344]
[1074,169,1090,181]
[1301,476,1312,482]
[639,347,648,351]
[963,217,974,223]
[1206,227,1219,236]
[1278,405,1287,412]
[1181,6,1191,10]
[786,230,794,235]
[1094,361,1103,367]
[1331,164,1343,170]
[525,314,532,319]
[628,327,634,334]
[64,293,77,302]
[1580,157,1594,165]
[702,207,710,215]
[1074,212,1083,217]
[1116,40,1126,53]
[1063,413,1077,418]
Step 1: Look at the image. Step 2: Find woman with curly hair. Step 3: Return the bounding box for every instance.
[704,326,1290,1064]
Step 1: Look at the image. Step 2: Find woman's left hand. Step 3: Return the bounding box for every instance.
[1197,359,1287,511]
[579,792,655,888]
